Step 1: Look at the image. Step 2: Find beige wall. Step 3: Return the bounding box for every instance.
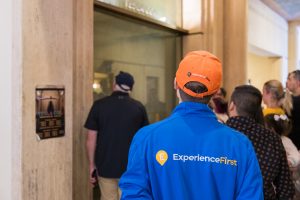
[183,0,202,33]
[22,0,74,199]
[182,0,204,55]
[182,0,223,61]
[247,0,288,84]
[21,0,94,199]
[223,0,248,96]
[289,22,300,71]
[0,0,13,199]
[73,1,94,200]
[248,0,288,57]
[247,53,282,90]
[12,0,23,199]
[183,0,247,96]
[0,0,23,199]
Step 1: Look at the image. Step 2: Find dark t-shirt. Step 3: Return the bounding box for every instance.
[84,91,149,178]
[289,95,300,149]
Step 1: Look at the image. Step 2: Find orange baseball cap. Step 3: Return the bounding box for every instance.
[176,51,222,98]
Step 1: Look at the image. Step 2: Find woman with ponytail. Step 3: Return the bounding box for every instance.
[262,80,293,116]
[263,80,300,195]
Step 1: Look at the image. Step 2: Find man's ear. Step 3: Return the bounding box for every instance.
[228,101,234,111]
[174,78,178,90]
[228,101,237,117]
[297,79,300,87]
[174,78,182,102]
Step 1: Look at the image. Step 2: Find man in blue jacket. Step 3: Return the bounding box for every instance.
[119,51,263,200]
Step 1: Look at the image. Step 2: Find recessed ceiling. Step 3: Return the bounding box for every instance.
[261,0,300,21]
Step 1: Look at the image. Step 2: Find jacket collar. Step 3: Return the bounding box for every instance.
[172,102,216,118]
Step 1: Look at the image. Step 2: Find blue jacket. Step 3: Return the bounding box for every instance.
[119,102,263,200]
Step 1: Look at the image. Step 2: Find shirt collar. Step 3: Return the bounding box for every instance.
[227,116,256,125]
[111,91,129,96]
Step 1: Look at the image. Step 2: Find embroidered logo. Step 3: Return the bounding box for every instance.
[156,150,168,166]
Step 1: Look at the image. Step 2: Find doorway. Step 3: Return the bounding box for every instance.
[94,8,183,123]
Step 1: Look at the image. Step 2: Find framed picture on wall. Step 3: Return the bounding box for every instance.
[35,85,65,140]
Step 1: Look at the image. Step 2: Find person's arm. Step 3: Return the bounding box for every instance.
[140,104,149,127]
[274,139,295,199]
[86,129,98,185]
[236,143,264,200]
[282,136,300,168]
[119,131,152,199]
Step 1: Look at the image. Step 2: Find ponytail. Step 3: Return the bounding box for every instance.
[281,89,293,116]
[263,80,292,115]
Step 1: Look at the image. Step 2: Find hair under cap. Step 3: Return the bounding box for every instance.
[176,51,222,97]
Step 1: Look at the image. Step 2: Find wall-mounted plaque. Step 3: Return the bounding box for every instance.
[35,85,65,140]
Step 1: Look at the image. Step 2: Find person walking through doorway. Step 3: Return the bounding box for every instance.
[85,71,149,200]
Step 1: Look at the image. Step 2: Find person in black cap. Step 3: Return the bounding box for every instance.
[84,71,149,200]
